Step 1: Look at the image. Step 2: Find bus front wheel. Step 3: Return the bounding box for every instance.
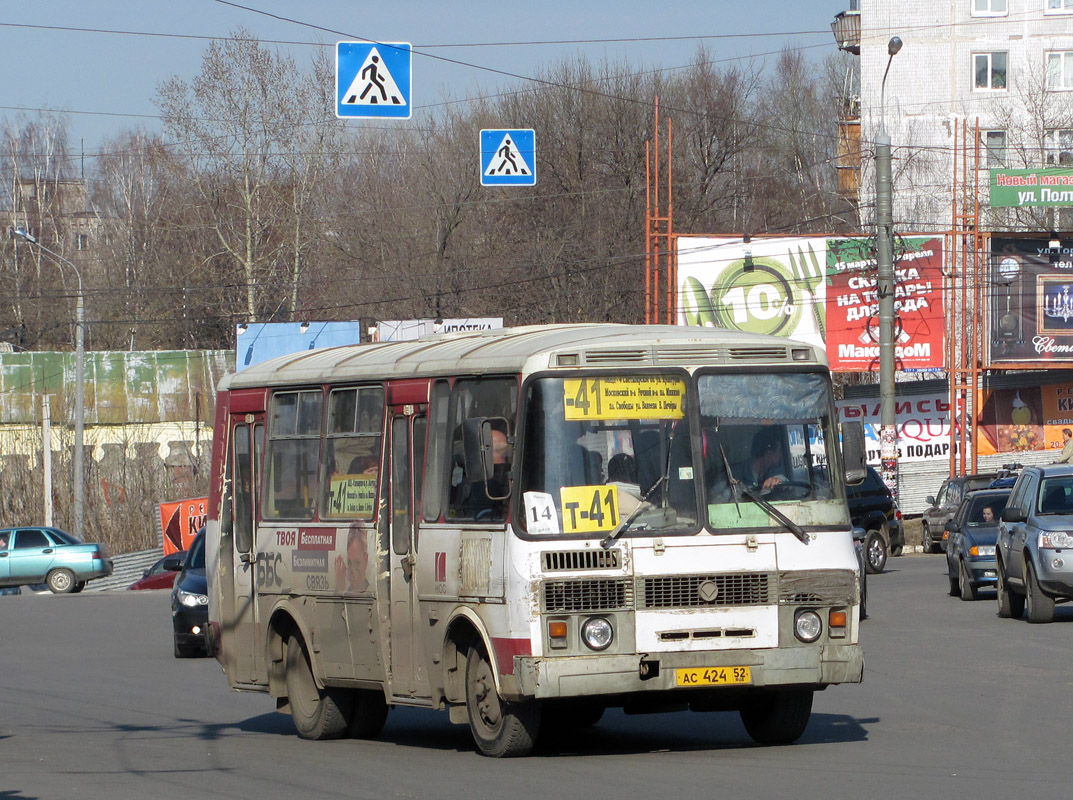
[284,635,350,740]
[739,689,813,745]
[465,644,540,757]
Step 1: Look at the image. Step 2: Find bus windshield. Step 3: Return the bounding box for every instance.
[521,374,698,537]
[697,372,848,530]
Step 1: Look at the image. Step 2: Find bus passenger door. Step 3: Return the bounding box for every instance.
[226,416,265,684]
[387,408,430,700]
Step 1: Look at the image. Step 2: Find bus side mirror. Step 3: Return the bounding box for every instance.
[842,420,867,485]
[462,417,511,481]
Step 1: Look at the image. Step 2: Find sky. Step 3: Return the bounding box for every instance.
[1,0,849,159]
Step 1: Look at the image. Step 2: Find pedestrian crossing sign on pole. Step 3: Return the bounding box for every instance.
[480,129,536,186]
[336,41,412,119]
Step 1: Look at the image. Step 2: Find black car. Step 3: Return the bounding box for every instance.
[846,466,904,574]
[171,528,209,658]
[944,488,1009,600]
[922,473,997,553]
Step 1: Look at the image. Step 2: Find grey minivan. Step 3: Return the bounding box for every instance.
[922,473,997,553]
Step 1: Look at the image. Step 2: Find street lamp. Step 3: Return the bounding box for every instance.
[13,228,85,540]
[876,36,902,495]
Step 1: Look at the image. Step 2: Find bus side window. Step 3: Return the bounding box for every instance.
[423,380,450,522]
[264,390,322,521]
[446,377,517,522]
[233,424,252,553]
[323,386,384,520]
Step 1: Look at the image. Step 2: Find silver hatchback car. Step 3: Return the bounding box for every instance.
[996,465,1073,623]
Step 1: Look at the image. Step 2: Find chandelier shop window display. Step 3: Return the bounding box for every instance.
[1041,281,1073,328]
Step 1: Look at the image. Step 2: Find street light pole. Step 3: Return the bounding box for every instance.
[14,228,85,540]
[877,36,902,497]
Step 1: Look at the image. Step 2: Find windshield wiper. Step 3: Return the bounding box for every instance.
[739,486,810,545]
[601,474,667,549]
[719,443,809,545]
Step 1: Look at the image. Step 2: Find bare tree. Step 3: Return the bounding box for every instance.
[155,29,326,323]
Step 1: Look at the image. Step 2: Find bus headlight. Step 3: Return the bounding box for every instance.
[794,610,822,643]
[580,617,614,651]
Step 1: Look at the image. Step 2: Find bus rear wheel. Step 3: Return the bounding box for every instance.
[465,643,540,757]
[284,635,350,740]
[739,689,813,745]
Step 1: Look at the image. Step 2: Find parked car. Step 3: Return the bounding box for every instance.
[0,526,113,594]
[127,551,186,591]
[996,464,1073,623]
[944,488,1010,600]
[846,466,904,574]
[989,463,1022,489]
[922,473,998,553]
[171,529,209,657]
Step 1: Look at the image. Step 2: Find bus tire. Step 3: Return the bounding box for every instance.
[739,689,813,745]
[348,689,389,739]
[284,635,350,740]
[465,643,540,757]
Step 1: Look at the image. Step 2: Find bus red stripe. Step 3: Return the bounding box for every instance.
[491,637,531,675]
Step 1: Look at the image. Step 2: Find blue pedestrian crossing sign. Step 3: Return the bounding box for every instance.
[337,41,412,119]
[481,129,536,186]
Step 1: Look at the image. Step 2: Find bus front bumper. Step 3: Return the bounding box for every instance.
[509,644,863,701]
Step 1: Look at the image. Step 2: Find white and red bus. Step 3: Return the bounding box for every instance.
[206,324,866,757]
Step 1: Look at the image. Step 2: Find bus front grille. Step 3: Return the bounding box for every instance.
[639,573,772,609]
[542,549,621,572]
[726,346,791,362]
[777,569,856,605]
[543,578,632,612]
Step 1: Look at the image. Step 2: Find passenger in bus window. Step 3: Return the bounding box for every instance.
[348,454,378,475]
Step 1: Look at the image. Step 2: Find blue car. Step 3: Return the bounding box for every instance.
[945,489,1009,600]
[0,526,113,594]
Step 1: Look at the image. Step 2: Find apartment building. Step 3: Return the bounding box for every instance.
[836,0,1073,231]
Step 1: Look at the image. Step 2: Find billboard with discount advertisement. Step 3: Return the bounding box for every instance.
[825,236,945,371]
[677,235,945,372]
[677,236,827,351]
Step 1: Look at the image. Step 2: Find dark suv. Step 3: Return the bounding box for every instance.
[847,466,904,574]
[922,473,998,553]
[996,464,1073,623]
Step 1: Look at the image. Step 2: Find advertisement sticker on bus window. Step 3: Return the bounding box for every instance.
[325,474,376,517]
[559,485,620,533]
[562,377,686,421]
[523,491,560,534]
